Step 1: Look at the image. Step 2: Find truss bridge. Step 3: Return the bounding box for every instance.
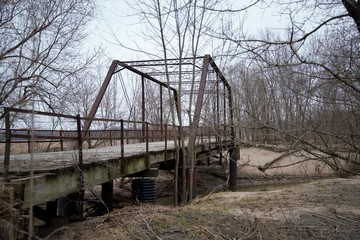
[0,55,239,230]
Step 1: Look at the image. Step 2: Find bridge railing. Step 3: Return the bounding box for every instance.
[1,107,224,181]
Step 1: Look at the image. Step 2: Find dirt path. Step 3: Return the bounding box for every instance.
[47,177,360,240]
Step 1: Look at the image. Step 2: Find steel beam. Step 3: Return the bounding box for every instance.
[208,56,238,190]
[83,60,118,132]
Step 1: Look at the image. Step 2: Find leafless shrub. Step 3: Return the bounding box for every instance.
[0,186,18,240]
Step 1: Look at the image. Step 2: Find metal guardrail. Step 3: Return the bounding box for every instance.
[2,107,226,181]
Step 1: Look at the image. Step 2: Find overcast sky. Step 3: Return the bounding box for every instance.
[87,1,288,61]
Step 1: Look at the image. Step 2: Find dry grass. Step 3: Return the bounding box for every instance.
[0,186,19,240]
[2,146,360,239]
[46,178,360,240]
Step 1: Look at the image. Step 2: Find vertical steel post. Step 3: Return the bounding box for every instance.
[184,55,211,202]
[227,80,237,191]
[88,131,92,149]
[76,114,84,218]
[208,56,238,191]
[76,115,83,167]
[164,124,168,161]
[141,76,145,143]
[120,119,125,174]
[145,122,149,168]
[216,79,220,141]
[109,130,113,146]
[187,55,210,165]
[27,130,31,153]
[160,86,163,141]
[4,108,11,182]
[60,130,64,151]
[223,85,227,139]
[120,120,124,158]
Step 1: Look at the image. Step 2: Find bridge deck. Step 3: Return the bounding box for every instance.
[0,141,178,174]
[0,140,228,208]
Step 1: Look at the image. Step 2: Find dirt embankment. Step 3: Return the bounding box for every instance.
[47,177,360,240]
[47,146,359,239]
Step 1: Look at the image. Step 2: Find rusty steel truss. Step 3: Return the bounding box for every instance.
[83,55,238,190]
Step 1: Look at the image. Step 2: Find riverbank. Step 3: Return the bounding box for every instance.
[32,146,360,239]
[49,177,360,239]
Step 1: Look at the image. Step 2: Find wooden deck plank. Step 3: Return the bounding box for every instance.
[0,140,229,209]
[0,141,177,174]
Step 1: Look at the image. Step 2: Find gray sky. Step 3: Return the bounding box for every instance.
[87,1,289,61]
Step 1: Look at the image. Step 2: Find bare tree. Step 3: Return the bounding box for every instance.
[0,0,97,119]
[220,1,360,174]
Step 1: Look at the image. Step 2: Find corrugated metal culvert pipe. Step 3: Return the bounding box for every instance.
[131,178,156,203]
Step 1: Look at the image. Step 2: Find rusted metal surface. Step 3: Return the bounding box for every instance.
[83,60,118,132]
[0,55,239,209]
[208,56,238,190]
[186,55,211,166]
[0,135,228,209]
[76,114,83,168]
[4,108,10,182]
[126,55,238,193]
[1,107,226,175]
[142,75,145,142]
[83,60,181,134]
